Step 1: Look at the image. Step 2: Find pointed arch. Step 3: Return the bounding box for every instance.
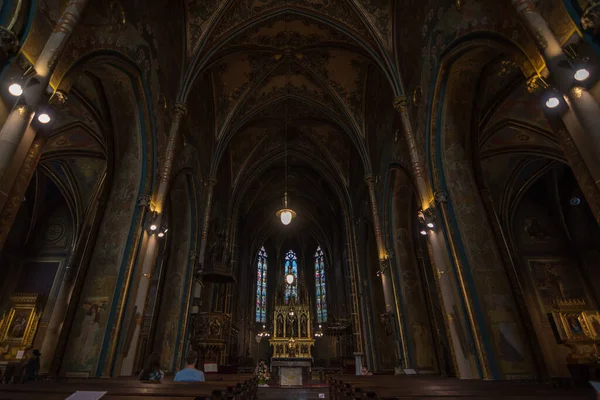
[284,249,298,303]
[255,246,268,323]
[315,246,327,323]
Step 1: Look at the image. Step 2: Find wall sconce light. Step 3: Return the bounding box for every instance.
[418,208,436,235]
[157,227,168,238]
[8,82,22,96]
[37,112,51,124]
[564,45,593,84]
[315,325,324,338]
[545,93,560,109]
[148,211,160,233]
[574,67,590,82]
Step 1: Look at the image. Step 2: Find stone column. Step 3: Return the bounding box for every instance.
[393,96,430,208]
[392,97,481,378]
[0,136,45,249]
[343,213,363,359]
[364,174,406,367]
[0,0,90,181]
[192,178,216,313]
[39,258,77,373]
[512,0,600,182]
[119,103,187,375]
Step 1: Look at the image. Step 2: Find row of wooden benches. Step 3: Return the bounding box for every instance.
[327,375,597,399]
[0,374,257,400]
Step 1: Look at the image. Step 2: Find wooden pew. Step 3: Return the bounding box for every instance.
[328,375,596,399]
[0,374,257,400]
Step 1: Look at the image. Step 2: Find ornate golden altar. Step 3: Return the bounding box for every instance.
[269,298,314,358]
[269,296,314,385]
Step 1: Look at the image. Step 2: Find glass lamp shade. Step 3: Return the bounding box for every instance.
[276,208,296,225]
[8,83,23,96]
[286,273,295,285]
[574,68,590,82]
[545,97,560,109]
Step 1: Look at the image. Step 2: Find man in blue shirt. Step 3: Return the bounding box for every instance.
[174,350,205,382]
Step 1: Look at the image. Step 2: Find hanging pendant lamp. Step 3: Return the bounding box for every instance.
[276,3,296,226]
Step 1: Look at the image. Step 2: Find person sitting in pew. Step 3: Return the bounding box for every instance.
[138,352,164,382]
[174,350,205,382]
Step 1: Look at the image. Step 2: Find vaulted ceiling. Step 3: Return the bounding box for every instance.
[178,0,399,254]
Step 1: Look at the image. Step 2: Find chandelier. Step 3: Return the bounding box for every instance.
[315,324,324,338]
[258,324,271,338]
[276,0,296,226]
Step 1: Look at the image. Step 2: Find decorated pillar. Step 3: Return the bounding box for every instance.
[342,212,364,373]
[393,96,430,208]
[512,0,600,182]
[118,103,187,375]
[192,178,216,313]
[0,0,90,181]
[0,136,45,250]
[0,26,19,63]
[392,97,483,378]
[364,174,407,368]
[39,191,106,374]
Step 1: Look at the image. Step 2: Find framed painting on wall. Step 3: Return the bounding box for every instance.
[551,311,592,342]
[0,294,41,349]
[582,311,600,340]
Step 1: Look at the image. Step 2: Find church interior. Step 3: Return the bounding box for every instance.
[0,0,600,398]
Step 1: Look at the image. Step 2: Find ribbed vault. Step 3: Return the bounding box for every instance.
[180,0,398,289]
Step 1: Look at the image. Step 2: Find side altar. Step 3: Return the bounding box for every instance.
[269,296,314,386]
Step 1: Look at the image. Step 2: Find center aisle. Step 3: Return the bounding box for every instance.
[258,387,329,399]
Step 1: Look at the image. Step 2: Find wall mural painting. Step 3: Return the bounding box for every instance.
[63,74,143,375]
[390,173,436,372]
[492,322,527,374]
[160,320,177,372]
[72,297,109,369]
[412,322,435,369]
[156,177,193,372]
[437,53,534,377]
[528,259,588,315]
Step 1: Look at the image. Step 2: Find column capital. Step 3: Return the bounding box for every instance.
[434,190,449,204]
[173,102,187,116]
[0,27,19,62]
[137,194,152,208]
[364,174,377,184]
[511,0,536,12]
[393,95,409,112]
[207,177,217,186]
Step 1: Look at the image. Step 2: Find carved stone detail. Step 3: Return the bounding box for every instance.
[137,194,151,208]
[0,27,19,63]
[582,2,600,36]
[434,190,449,204]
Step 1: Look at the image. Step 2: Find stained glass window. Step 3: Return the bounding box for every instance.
[284,249,298,303]
[315,246,327,323]
[255,247,268,323]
